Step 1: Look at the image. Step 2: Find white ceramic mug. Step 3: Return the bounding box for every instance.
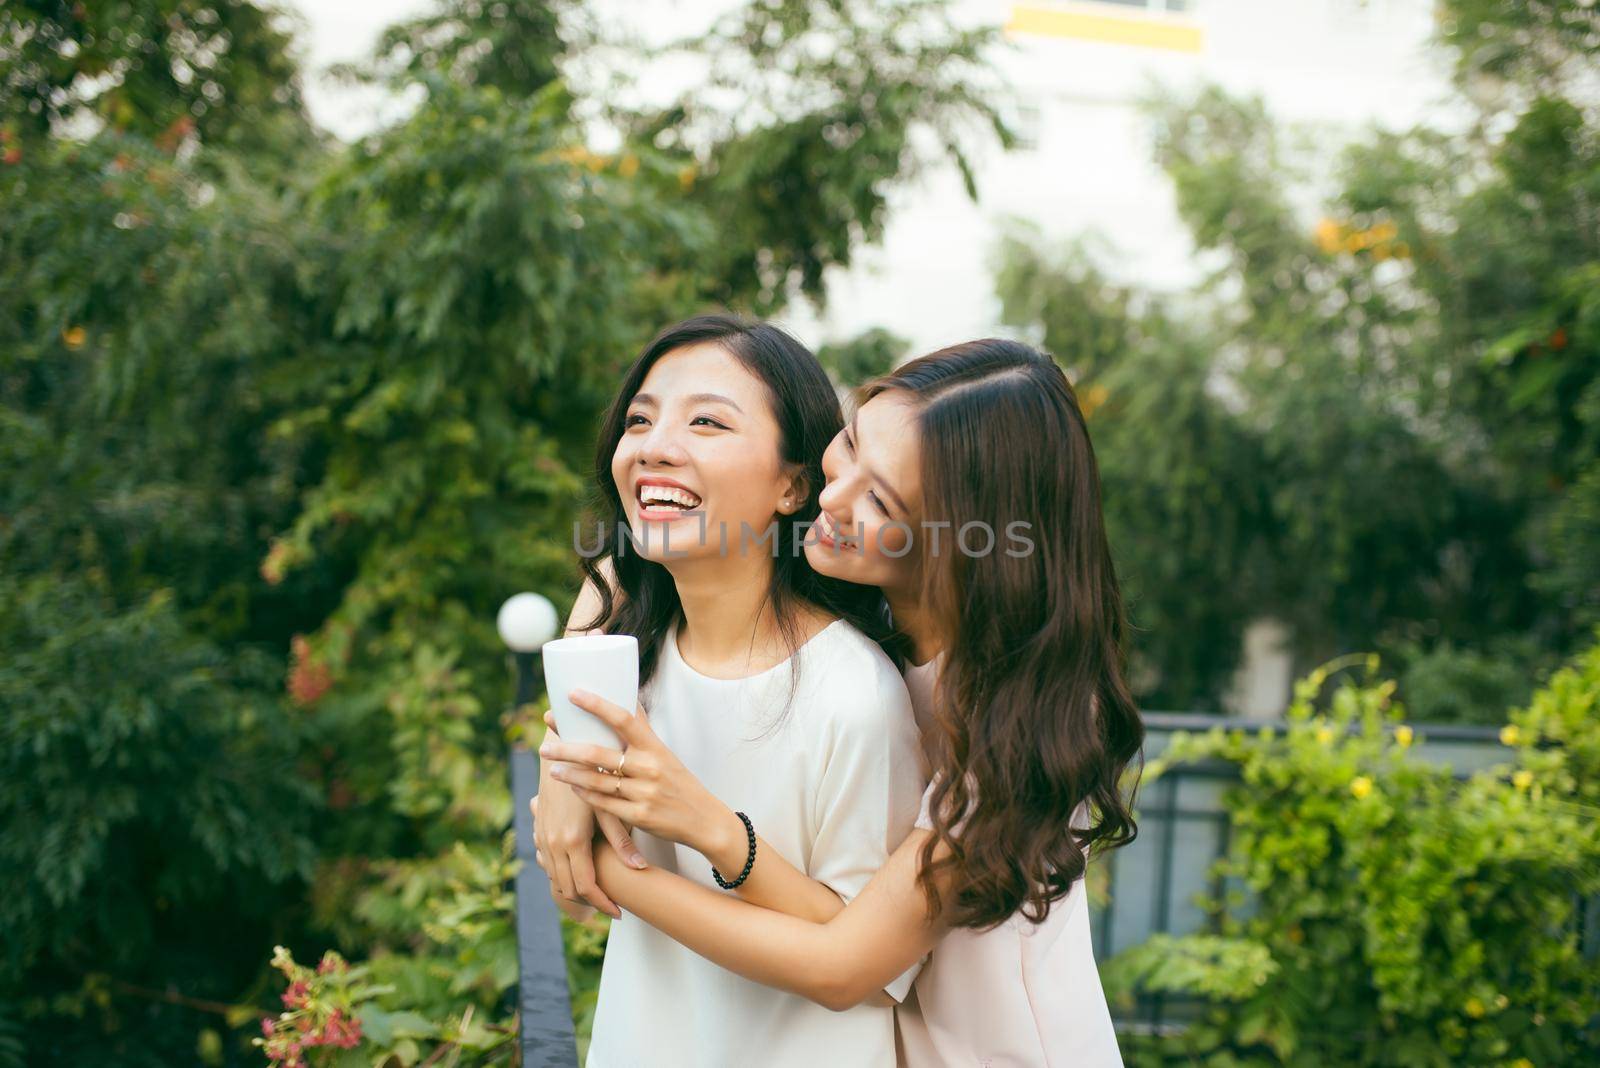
[541,634,638,751]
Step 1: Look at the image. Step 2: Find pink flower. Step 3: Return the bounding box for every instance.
[281,980,309,1008]
[261,1017,276,1036]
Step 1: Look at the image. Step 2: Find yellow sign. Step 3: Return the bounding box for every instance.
[1006,3,1205,53]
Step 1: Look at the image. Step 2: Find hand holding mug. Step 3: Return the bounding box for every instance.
[541,690,746,869]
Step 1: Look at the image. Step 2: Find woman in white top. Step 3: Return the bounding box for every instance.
[539,339,1144,1067]
[534,315,926,1067]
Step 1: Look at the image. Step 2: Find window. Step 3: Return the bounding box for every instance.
[1089,0,1191,11]
[1011,103,1042,151]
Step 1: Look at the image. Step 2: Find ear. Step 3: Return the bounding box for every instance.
[776,466,810,515]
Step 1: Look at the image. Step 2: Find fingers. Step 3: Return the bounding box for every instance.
[569,845,621,920]
[569,689,643,740]
[549,763,640,796]
[540,738,625,771]
[531,796,552,875]
[570,784,640,825]
[543,709,559,736]
[549,844,577,903]
[597,811,648,870]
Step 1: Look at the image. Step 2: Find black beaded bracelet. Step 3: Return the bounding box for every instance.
[711,811,757,890]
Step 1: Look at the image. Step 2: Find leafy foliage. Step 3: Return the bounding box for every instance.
[816,325,909,388]
[0,0,320,165]
[1107,644,1600,1066]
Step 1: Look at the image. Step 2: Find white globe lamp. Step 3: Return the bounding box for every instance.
[498,592,559,652]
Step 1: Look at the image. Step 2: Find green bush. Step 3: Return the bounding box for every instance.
[1106,643,1600,1066]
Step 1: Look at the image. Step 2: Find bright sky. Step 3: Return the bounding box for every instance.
[282,0,733,141]
[283,0,433,140]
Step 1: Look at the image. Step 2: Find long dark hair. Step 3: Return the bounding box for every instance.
[868,339,1143,930]
[577,314,898,684]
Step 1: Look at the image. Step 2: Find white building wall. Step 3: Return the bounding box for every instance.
[783,0,1457,354]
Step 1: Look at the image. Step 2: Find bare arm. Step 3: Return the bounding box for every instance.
[589,828,949,1011]
[546,692,867,925]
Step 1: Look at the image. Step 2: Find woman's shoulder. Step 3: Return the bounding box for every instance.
[804,616,903,675]
[797,618,914,729]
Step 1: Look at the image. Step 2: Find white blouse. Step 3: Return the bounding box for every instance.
[895,658,1124,1067]
[586,619,925,1068]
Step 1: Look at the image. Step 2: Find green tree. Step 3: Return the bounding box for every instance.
[816,326,909,388]
[0,0,320,164]
[996,0,1598,711]
[2,2,1006,1063]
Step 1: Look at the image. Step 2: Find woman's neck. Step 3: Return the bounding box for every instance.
[884,584,942,667]
[671,553,795,676]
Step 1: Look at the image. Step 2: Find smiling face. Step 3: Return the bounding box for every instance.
[611,341,805,564]
[807,389,924,592]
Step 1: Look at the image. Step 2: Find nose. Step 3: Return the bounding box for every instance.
[817,472,854,524]
[636,420,690,467]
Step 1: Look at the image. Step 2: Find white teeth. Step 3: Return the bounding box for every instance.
[638,484,702,509]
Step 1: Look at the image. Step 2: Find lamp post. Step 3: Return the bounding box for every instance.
[498,592,578,1068]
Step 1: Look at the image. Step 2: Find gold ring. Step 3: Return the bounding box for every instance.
[612,776,623,796]
[616,751,627,776]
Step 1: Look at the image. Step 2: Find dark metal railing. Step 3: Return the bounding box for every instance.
[507,643,580,1068]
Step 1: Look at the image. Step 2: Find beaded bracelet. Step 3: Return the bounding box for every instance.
[711,811,757,890]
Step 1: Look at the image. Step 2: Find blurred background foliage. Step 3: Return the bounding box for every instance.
[997,0,1600,714]
[1,0,1596,1064]
[1105,645,1600,1066]
[1,1,1004,1063]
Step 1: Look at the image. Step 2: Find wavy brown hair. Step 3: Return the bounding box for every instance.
[867,339,1143,931]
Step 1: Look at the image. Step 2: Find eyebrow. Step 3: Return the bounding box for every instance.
[850,412,911,516]
[630,392,744,413]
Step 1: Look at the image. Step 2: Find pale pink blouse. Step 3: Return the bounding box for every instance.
[894,659,1123,1068]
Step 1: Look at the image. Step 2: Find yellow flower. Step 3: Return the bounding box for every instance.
[1080,384,1110,419]
[1350,776,1373,799]
[1394,725,1414,749]
[62,325,87,349]
[1513,1057,1535,1068]
[1464,996,1485,1018]
[617,153,640,178]
[1313,217,1344,254]
[1512,769,1534,791]
[1315,726,1334,745]
[1499,724,1522,747]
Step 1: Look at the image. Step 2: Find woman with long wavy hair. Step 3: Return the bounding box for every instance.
[539,339,1144,1065]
